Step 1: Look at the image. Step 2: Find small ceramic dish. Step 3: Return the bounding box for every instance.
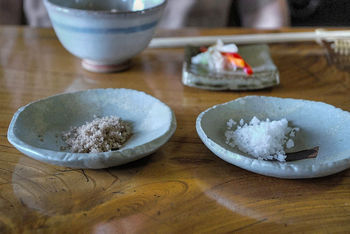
[7,89,176,169]
[182,44,279,90]
[196,96,350,179]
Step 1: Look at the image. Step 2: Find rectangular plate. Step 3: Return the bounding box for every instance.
[182,44,280,90]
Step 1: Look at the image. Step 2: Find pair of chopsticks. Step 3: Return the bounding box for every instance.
[149,29,350,48]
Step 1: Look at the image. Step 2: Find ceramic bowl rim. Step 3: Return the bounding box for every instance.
[44,0,167,16]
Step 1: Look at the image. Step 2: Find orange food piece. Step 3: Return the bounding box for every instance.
[221,52,253,75]
[226,56,245,68]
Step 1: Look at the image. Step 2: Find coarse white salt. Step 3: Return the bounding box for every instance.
[227,119,236,129]
[225,116,299,162]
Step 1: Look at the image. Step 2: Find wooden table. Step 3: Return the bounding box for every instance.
[1,26,350,233]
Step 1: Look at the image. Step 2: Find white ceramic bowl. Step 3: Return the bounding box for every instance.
[44,0,166,72]
[196,96,350,179]
[7,89,176,169]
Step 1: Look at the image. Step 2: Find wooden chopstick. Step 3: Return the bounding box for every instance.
[148,30,350,48]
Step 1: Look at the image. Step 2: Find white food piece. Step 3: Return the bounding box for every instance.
[191,39,239,72]
[219,43,238,53]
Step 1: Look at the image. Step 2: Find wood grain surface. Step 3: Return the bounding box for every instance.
[0,26,350,233]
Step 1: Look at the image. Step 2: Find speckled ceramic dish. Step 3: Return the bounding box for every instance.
[182,44,279,90]
[196,96,350,179]
[7,89,176,169]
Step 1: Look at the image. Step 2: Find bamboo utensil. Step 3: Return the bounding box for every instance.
[149,29,350,48]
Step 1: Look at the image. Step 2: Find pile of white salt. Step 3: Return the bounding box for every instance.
[225,116,299,162]
[62,116,131,153]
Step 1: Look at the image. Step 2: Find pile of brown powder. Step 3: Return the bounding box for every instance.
[62,116,131,153]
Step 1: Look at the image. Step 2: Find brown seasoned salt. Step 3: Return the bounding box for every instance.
[62,116,131,153]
